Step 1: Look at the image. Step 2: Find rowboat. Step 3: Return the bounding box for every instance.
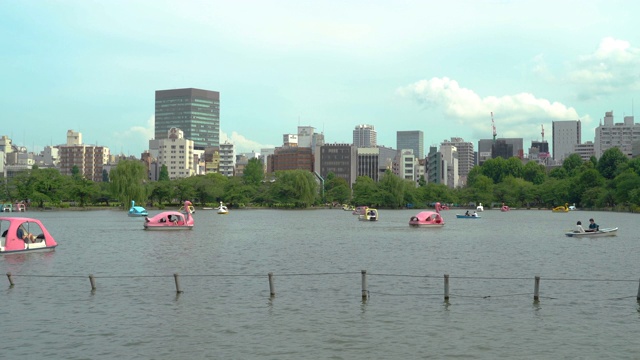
[564,227,618,238]
[456,214,481,219]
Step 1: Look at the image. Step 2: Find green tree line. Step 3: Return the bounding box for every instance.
[3,148,639,211]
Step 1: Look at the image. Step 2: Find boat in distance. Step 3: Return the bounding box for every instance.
[144,201,194,230]
[456,214,481,219]
[564,227,618,238]
[409,203,445,228]
[358,208,378,221]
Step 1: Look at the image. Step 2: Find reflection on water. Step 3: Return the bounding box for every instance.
[1,208,639,359]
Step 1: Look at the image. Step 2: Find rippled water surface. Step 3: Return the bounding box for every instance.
[1,208,640,359]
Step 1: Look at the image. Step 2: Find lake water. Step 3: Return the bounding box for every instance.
[1,208,639,359]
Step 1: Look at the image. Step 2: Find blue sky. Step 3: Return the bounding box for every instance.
[2,0,640,156]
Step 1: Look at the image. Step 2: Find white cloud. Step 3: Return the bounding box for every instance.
[112,115,155,155]
[220,131,275,154]
[397,77,581,141]
[567,37,640,99]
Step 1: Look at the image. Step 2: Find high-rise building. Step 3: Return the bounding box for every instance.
[426,146,446,185]
[396,131,424,159]
[439,143,459,188]
[442,138,473,186]
[155,88,220,150]
[594,111,638,159]
[353,124,377,147]
[552,120,581,161]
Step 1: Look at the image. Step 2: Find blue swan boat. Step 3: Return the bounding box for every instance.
[128,200,148,217]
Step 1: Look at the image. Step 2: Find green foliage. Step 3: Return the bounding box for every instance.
[325,175,351,204]
[243,158,264,186]
[159,164,170,182]
[109,160,148,209]
[597,147,628,179]
[352,176,378,206]
[562,154,583,175]
[268,170,317,207]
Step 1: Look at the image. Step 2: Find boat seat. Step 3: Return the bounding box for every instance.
[1,229,7,237]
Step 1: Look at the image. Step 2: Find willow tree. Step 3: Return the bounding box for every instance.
[109,159,147,209]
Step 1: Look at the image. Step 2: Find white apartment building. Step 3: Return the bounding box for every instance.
[442,137,472,186]
[156,127,195,180]
[353,124,377,147]
[397,149,416,181]
[439,143,459,188]
[219,141,235,176]
[594,111,639,159]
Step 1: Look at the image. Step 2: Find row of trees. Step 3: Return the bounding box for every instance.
[3,147,639,211]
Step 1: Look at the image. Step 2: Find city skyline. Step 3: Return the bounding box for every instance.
[2,1,640,156]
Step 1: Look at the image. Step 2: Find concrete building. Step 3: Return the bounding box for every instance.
[155,88,220,150]
[397,131,424,159]
[442,137,473,186]
[155,127,195,180]
[594,111,639,159]
[268,146,314,172]
[219,142,235,176]
[58,130,110,182]
[353,124,377,147]
[319,143,357,187]
[397,149,416,181]
[574,141,595,161]
[440,143,459,188]
[552,120,581,161]
[426,146,446,185]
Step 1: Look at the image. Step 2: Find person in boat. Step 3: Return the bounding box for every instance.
[17,223,37,243]
[587,218,599,232]
[465,210,470,216]
[575,221,585,233]
[472,211,478,217]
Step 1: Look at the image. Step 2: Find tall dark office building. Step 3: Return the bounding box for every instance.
[396,130,424,159]
[155,88,220,150]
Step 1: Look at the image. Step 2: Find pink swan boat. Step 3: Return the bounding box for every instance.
[409,202,445,228]
[144,201,194,231]
[1,217,58,253]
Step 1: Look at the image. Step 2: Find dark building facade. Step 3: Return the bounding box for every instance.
[319,143,357,187]
[268,147,314,172]
[155,88,220,150]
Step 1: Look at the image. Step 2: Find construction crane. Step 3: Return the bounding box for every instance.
[491,112,497,143]
[541,124,544,142]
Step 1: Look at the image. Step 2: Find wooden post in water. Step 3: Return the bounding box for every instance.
[89,274,96,291]
[268,272,275,297]
[636,278,640,301]
[6,272,14,287]
[533,276,540,302]
[174,273,183,294]
[361,270,368,301]
[444,274,450,302]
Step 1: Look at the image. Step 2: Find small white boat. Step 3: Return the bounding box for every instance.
[476,202,484,212]
[564,227,618,238]
[217,201,229,215]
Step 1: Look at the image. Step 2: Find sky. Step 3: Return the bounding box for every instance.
[2,0,640,157]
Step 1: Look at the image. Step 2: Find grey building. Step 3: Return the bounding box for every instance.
[397,131,424,159]
[155,88,220,150]
[552,120,581,161]
[353,124,377,147]
[320,143,357,187]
